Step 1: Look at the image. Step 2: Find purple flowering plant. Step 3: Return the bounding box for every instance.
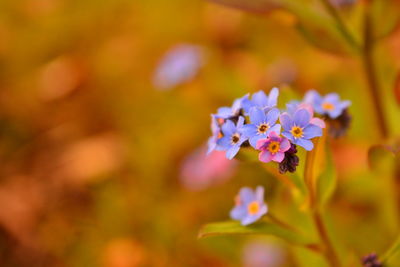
[200,87,356,266]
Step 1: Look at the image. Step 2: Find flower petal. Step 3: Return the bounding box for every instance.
[296,138,314,151]
[310,117,326,128]
[271,152,285,163]
[249,107,266,125]
[266,108,280,125]
[249,135,263,148]
[230,205,247,220]
[259,150,273,163]
[256,138,268,150]
[239,187,255,203]
[267,87,279,107]
[303,124,322,139]
[216,107,232,118]
[279,138,291,152]
[324,93,340,103]
[267,124,281,135]
[293,109,311,127]
[279,113,292,130]
[255,186,264,201]
[226,144,240,159]
[281,131,294,141]
[217,136,231,149]
[236,116,245,128]
[221,120,236,136]
[252,91,269,108]
[240,124,258,138]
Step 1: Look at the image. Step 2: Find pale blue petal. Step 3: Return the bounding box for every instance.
[217,136,231,150]
[266,108,280,125]
[249,135,263,148]
[282,131,294,141]
[236,116,245,128]
[328,108,342,119]
[302,124,322,139]
[324,93,340,103]
[239,187,255,203]
[279,113,293,130]
[240,124,257,138]
[221,120,236,136]
[293,109,311,127]
[230,205,247,220]
[296,138,314,151]
[249,107,266,125]
[267,87,279,107]
[226,144,241,159]
[304,90,322,105]
[252,91,269,108]
[255,186,264,201]
[267,124,281,135]
[216,107,232,118]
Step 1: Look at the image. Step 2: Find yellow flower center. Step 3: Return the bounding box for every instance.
[267,141,280,154]
[257,123,269,134]
[247,201,260,215]
[322,102,335,111]
[290,126,303,138]
[231,133,240,144]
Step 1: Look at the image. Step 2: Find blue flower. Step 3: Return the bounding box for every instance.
[217,116,248,159]
[207,115,224,155]
[230,186,268,226]
[280,108,323,151]
[304,90,351,119]
[215,94,249,119]
[240,107,281,148]
[153,44,204,90]
[242,87,279,113]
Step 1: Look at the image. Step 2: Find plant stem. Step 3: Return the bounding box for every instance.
[319,0,389,138]
[313,210,341,267]
[319,0,359,51]
[362,8,389,139]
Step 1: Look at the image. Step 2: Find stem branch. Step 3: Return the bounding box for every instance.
[313,210,341,267]
[362,8,389,139]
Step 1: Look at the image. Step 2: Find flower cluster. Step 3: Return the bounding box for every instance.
[207,88,351,174]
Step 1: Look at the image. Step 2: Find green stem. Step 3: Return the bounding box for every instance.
[313,210,342,267]
[319,0,389,138]
[319,0,360,51]
[304,135,341,267]
[362,8,389,139]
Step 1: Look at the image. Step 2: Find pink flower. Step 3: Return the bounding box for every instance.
[256,132,290,163]
[180,146,236,191]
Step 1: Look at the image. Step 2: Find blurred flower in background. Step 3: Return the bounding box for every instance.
[242,241,285,267]
[180,146,236,191]
[153,44,205,90]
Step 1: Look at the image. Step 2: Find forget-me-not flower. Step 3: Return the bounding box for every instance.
[215,94,249,119]
[242,88,279,113]
[304,90,351,119]
[217,116,248,159]
[240,107,281,148]
[153,44,204,90]
[207,115,224,155]
[280,108,323,151]
[256,131,291,163]
[230,186,268,226]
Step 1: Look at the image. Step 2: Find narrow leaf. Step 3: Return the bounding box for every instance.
[205,0,283,13]
[198,220,312,245]
[382,235,400,264]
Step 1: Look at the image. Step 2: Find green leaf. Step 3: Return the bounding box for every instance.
[205,0,284,13]
[198,220,313,245]
[382,235,400,264]
[316,142,336,207]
